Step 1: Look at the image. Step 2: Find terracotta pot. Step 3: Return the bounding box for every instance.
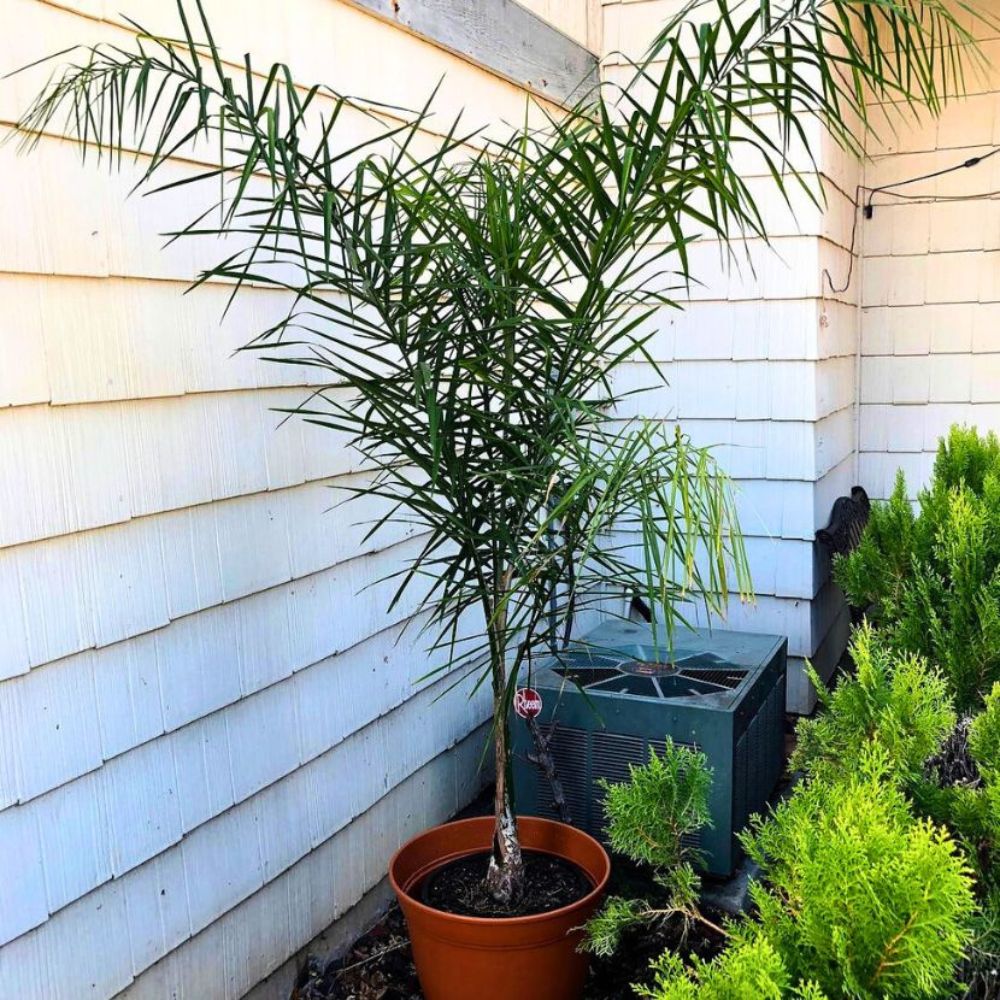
[389,816,611,1000]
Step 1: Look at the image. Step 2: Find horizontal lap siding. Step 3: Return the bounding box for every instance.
[0,723,491,999]
[0,477,420,680]
[0,0,590,995]
[603,0,861,709]
[519,0,601,49]
[859,7,1000,498]
[1,535,444,808]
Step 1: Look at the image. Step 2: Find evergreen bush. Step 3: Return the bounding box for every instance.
[916,688,1000,998]
[970,683,1000,774]
[636,927,827,999]
[583,740,715,957]
[640,752,974,999]
[956,894,1000,1000]
[917,685,1000,893]
[792,632,997,898]
[796,648,1000,1000]
[836,426,1000,709]
[791,624,955,786]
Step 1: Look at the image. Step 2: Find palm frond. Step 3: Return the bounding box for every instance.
[6,0,986,869]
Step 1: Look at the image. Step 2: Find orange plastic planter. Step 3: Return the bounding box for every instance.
[389,816,611,1000]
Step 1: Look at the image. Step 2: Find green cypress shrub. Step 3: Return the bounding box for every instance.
[795,649,1000,999]
[836,426,1000,710]
[932,426,1000,494]
[834,470,917,622]
[583,740,714,956]
[636,926,827,999]
[956,892,1000,1000]
[970,682,1000,774]
[917,684,1000,890]
[791,624,955,786]
[741,751,975,999]
[748,767,972,997]
[641,752,974,999]
[918,686,1000,998]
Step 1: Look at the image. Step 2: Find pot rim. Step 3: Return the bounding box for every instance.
[388,815,611,927]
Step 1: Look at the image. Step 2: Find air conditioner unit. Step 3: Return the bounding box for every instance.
[511,619,787,877]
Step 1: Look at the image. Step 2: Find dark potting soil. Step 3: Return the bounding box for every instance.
[418,849,593,918]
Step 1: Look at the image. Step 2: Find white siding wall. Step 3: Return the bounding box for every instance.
[0,1,589,997]
[520,0,603,50]
[602,1,1000,707]
[9,1,995,993]
[602,0,860,711]
[859,10,1000,498]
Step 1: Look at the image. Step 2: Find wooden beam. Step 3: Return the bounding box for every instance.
[340,0,599,105]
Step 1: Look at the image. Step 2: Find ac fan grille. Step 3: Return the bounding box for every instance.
[550,651,750,698]
[679,668,745,690]
[733,674,785,830]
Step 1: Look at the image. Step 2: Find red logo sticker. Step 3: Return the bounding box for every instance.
[514,687,543,719]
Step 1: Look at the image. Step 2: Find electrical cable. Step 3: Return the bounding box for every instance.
[824,184,863,294]
[863,146,1000,216]
[823,145,1000,295]
[868,187,1000,205]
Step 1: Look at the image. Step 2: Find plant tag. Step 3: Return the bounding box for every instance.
[514,687,543,719]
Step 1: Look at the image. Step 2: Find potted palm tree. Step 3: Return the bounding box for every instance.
[11,0,980,995]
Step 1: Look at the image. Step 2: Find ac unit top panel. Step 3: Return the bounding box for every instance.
[530,619,786,712]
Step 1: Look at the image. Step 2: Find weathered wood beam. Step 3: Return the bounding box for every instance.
[340,0,599,105]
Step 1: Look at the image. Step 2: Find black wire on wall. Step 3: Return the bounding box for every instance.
[824,146,1000,295]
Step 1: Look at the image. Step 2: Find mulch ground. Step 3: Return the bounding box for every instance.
[291,897,728,1000]
[290,863,727,1000]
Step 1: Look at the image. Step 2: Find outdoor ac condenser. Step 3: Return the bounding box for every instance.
[511,619,787,877]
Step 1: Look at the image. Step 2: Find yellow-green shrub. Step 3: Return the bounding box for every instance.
[836,426,1000,710]
[791,624,955,785]
[744,754,973,998]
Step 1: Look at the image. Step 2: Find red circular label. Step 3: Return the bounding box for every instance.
[514,687,543,719]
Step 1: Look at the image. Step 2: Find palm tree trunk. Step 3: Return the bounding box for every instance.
[484,573,524,905]
[485,700,524,904]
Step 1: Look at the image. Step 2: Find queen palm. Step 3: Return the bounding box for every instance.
[12,0,983,904]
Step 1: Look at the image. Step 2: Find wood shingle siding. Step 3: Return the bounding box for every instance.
[603,0,860,711]
[859,10,1000,499]
[0,0,595,995]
